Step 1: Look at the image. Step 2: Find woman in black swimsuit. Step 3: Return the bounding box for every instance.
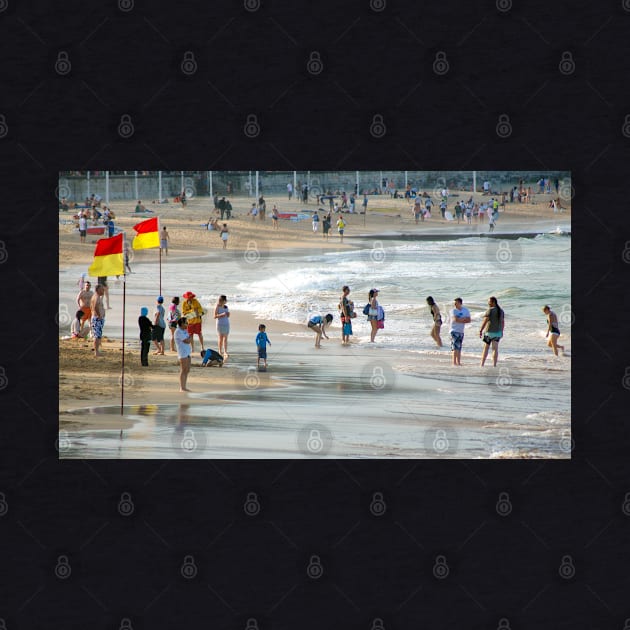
[426,296,443,347]
[542,305,565,356]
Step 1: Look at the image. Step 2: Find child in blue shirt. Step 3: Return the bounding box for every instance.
[255,324,271,369]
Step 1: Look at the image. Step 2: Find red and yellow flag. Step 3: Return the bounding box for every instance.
[132,217,160,250]
[88,233,124,277]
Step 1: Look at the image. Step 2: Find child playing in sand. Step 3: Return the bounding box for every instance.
[255,324,271,369]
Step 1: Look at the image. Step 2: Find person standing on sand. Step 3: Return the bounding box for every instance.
[97,276,111,309]
[271,205,279,229]
[168,296,181,352]
[174,318,192,392]
[138,307,153,367]
[479,296,505,366]
[287,182,293,200]
[160,226,170,256]
[367,288,380,343]
[542,305,565,356]
[258,196,266,220]
[78,213,87,243]
[181,291,204,353]
[449,297,471,366]
[340,285,355,345]
[322,212,331,240]
[220,223,229,249]
[152,296,166,355]
[312,211,320,233]
[426,296,443,347]
[336,215,346,242]
[362,193,368,213]
[76,281,93,335]
[256,324,271,369]
[214,295,230,358]
[90,285,106,357]
[307,313,333,348]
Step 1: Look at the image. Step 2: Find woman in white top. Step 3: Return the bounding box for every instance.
[367,288,380,342]
[214,295,230,358]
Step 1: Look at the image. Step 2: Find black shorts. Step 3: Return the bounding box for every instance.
[151,326,165,341]
[79,229,86,237]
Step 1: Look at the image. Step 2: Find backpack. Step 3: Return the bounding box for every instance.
[363,303,370,315]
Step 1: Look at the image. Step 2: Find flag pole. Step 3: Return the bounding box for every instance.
[121,234,127,416]
[158,216,162,295]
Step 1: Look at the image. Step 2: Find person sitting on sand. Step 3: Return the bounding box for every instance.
[71,310,88,339]
[542,305,565,356]
[307,314,333,348]
[134,200,146,213]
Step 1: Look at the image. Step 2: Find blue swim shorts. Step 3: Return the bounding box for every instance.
[450,331,464,351]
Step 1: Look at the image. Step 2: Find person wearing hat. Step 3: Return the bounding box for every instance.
[181,291,205,353]
[152,296,166,355]
[367,288,380,342]
[138,307,153,366]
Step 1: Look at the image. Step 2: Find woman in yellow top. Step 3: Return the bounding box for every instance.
[181,291,205,352]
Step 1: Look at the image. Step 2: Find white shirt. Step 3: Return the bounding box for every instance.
[449,307,470,334]
[79,217,87,230]
[175,327,191,359]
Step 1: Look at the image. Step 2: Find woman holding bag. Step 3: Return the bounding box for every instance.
[367,288,380,342]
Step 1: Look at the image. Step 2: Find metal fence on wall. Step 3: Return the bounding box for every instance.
[58,171,571,203]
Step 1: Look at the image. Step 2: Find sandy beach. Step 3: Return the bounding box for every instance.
[59,189,571,459]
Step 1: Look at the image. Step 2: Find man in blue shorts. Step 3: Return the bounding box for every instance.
[449,297,471,366]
